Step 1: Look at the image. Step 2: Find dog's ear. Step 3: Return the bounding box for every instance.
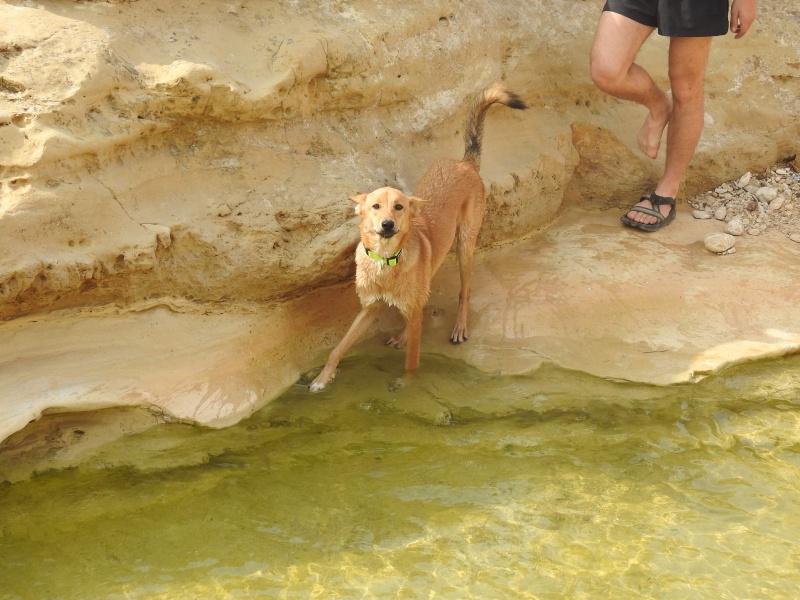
[408,196,428,215]
[350,193,368,216]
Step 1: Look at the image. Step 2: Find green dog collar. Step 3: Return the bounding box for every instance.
[365,246,402,266]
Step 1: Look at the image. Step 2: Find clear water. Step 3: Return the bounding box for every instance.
[2,352,800,599]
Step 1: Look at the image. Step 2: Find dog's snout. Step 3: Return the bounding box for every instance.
[381,219,395,231]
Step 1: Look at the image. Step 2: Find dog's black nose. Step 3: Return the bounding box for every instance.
[381,219,395,232]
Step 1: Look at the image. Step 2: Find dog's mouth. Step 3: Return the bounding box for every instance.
[377,229,397,239]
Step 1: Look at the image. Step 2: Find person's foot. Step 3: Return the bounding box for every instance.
[625,196,672,225]
[621,193,676,231]
[637,90,673,159]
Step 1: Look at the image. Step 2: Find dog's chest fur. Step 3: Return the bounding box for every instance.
[355,236,432,316]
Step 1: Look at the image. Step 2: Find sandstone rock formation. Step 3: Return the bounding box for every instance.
[1,0,799,445]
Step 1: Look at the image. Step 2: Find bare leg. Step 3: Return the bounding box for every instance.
[403,309,424,373]
[590,12,672,159]
[309,304,381,392]
[627,36,713,225]
[638,91,673,159]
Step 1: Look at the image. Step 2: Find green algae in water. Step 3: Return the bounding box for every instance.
[2,354,800,599]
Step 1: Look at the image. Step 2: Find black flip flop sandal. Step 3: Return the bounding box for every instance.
[620,193,676,232]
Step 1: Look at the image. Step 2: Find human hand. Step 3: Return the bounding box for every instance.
[730,0,757,39]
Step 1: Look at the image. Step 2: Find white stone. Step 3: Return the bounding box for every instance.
[769,196,785,211]
[725,217,744,236]
[704,232,736,253]
[693,210,712,220]
[737,172,752,188]
[714,206,727,221]
[791,234,800,244]
[755,187,779,202]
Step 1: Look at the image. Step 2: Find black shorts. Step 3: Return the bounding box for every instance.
[603,0,729,37]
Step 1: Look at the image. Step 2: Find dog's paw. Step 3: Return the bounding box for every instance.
[308,371,334,393]
[385,329,407,349]
[298,368,337,393]
[388,370,418,392]
[385,336,406,349]
[388,377,407,392]
[449,323,469,344]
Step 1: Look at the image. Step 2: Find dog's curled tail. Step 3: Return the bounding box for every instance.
[462,83,527,167]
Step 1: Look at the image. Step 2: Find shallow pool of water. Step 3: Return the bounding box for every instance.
[2,352,800,599]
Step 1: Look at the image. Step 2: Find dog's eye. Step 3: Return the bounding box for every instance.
[394,204,403,211]
[372,204,380,210]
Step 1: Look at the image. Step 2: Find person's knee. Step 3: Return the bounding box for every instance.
[668,66,707,104]
[590,55,623,93]
[668,76,705,105]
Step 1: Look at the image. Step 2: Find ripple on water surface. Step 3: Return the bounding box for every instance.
[2,353,800,599]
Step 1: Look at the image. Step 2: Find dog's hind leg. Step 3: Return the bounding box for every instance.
[310,303,381,392]
[451,201,483,344]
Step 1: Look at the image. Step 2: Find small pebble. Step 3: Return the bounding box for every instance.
[769,196,785,211]
[725,217,744,236]
[755,187,778,202]
[714,206,727,221]
[693,210,711,220]
[737,172,752,188]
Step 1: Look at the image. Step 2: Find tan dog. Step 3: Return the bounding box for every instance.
[310,83,526,392]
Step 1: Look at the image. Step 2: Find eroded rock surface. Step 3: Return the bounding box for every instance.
[1,0,799,445]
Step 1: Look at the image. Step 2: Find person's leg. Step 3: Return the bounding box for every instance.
[626,36,713,225]
[590,11,673,159]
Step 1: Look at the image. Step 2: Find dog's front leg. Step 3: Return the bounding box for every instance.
[309,303,381,392]
[403,309,424,373]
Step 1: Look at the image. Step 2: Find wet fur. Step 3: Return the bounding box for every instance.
[310,83,526,392]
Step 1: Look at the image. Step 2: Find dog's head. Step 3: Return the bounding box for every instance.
[351,187,425,251]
